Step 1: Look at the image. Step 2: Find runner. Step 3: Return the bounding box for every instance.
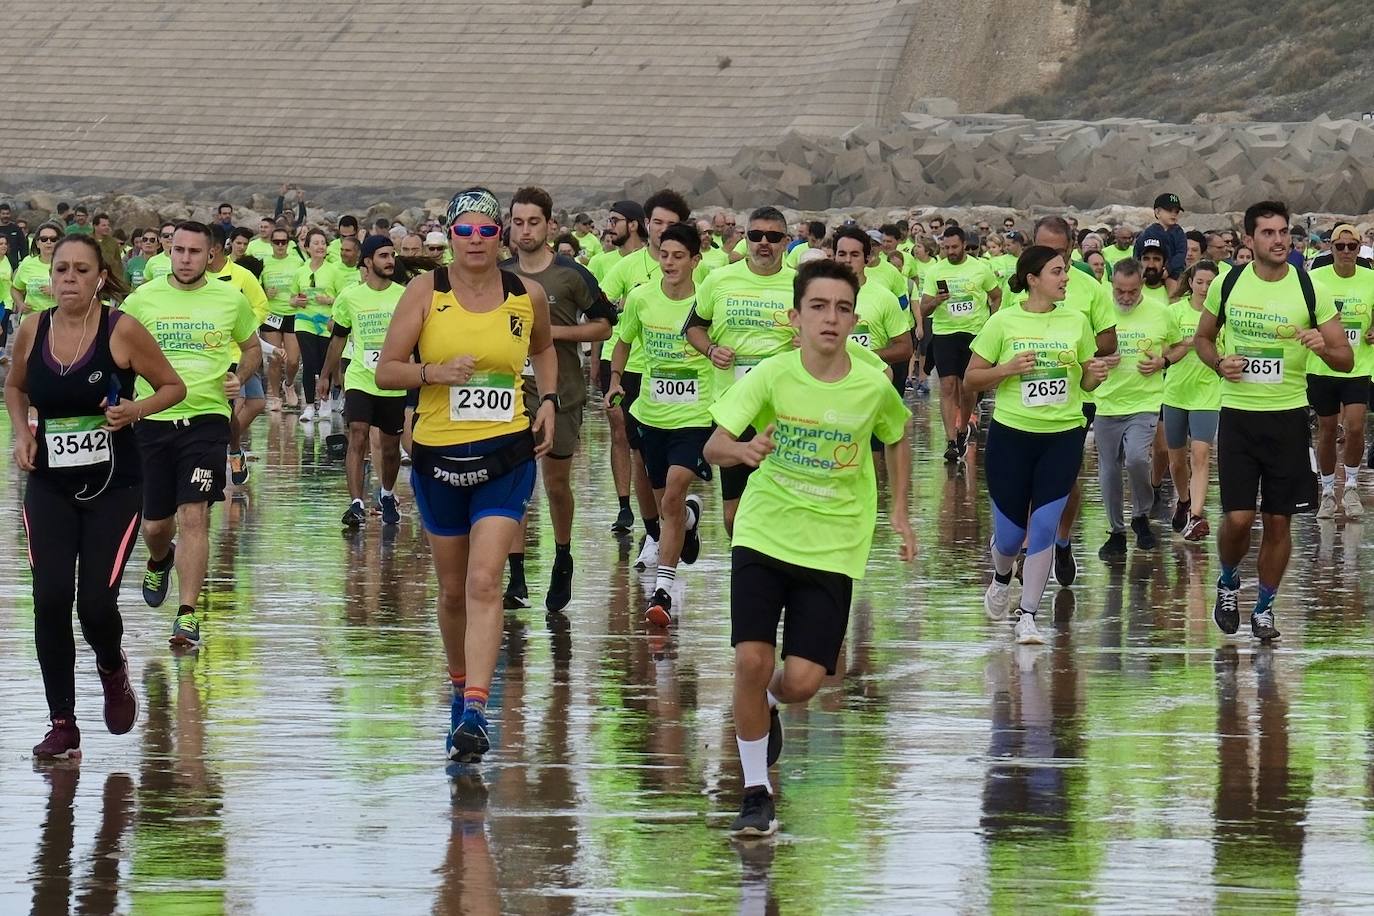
[246,217,275,260]
[965,246,1106,645]
[1194,201,1351,642]
[206,226,270,486]
[120,221,262,648]
[143,223,177,284]
[604,222,711,627]
[259,225,305,412]
[374,187,557,764]
[327,215,359,263]
[12,222,63,317]
[1162,261,1223,541]
[919,226,1002,462]
[501,186,615,613]
[0,237,10,354]
[289,229,336,422]
[1136,234,1172,305]
[317,235,409,527]
[602,190,692,563]
[125,228,158,288]
[1308,223,1374,519]
[1091,258,1182,558]
[6,235,185,759]
[685,206,797,536]
[830,226,913,384]
[706,259,913,838]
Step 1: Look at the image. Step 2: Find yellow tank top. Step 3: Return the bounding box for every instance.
[415,268,534,447]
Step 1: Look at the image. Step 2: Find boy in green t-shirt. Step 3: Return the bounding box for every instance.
[705,260,914,838]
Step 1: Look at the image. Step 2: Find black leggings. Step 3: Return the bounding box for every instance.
[24,477,142,721]
[297,331,331,406]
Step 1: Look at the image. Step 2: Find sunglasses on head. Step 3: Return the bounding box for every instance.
[1334,242,1360,252]
[747,229,787,244]
[452,224,501,239]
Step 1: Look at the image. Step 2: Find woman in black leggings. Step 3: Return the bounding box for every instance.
[5,235,185,760]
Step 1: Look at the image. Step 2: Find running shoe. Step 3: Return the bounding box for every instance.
[229,450,250,486]
[400,448,412,468]
[331,395,345,415]
[142,545,175,608]
[503,578,530,609]
[32,719,81,760]
[984,576,1014,621]
[341,501,366,528]
[1130,515,1157,550]
[1251,610,1281,641]
[1097,531,1128,559]
[681,494,703,565]
[97,650,138,735]
[1213,579,1241,634]
[645,587,673,628]
[1013,611,1044,645]
[1342,488,1365,518]
[730,787,778,838]
[1316,492,1338,520]
[634,536,659,570]
[283,385,299,410]
[169,612,201,649]
[955,424,971,455]
[915,380,929,397]
[380,493,400,526]
[943,439,958,463]
[1171,499,1190,533]
[767,707,783,767]
[1053,542,1077,587]
[1182,514,1210,542]
[611,506,635,533]
[546,552,574,613]
[448,708,491,763]
[299,403,315,423]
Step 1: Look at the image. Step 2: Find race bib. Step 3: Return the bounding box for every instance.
[850,325,872,349]
[44,415,111,468]
[733,356,763,381]
[1020,369,1069,407]
[947,298,976,317]
[449,372,516,422]
[263,313,284,330]
[363,349,381,370]
[1237,347,1283,384]
[650,368,699,404]
[1344,322,1361,347]
[522,356,535,378]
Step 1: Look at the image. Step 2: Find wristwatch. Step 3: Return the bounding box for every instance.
[541,392,560,411]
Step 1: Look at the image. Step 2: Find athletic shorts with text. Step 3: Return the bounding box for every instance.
[135,416,230,520]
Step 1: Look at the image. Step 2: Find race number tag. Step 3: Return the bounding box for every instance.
[363,349,381,370]
[1237,347,1283,384]
[522,356,535,378]
[449,372,516,422]
[947,298,976,317]
[650,368,699,404]
[1344,322,1361,347]
[1020,369,1069,407]
[263,313,284,330]
[733,356,763,381]
[850,324,872,349]
[45,415,111,468]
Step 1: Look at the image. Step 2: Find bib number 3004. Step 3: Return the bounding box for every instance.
[449,374,515,422]
[45,417,111,468]
[651,373,698,404]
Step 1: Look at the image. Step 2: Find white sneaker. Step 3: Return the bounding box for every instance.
[331,395,344,415]
[1014,612,1044,645]
[984,578,1014,621]
[634,536,660,570]
[1317,492,1337,519]
[1342,488,1364,518]
[299,404,315,423]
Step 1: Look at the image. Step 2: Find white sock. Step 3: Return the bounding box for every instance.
[737,735,772,792]
[686,499,699,531]
[655,565,677,593]
[380,487,394,498]
[1322,473,1336,495]
[1345,465,1360,489]
[351,498,363,508]
[765,689,779,710]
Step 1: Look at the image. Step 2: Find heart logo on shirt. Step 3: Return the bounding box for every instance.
[1134,340,1154,355]
[1057,349,1076,365]
[832,441,861,469]
[203,330,224,348]
[772,310,792,327]
[1275,324,1297,339]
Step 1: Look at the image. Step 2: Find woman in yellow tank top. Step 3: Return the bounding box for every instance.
[376,187,558,765]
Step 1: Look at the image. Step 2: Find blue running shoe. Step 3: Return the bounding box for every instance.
[448,708,491,763]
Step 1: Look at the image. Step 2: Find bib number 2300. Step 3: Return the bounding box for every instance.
[449,374,515,422]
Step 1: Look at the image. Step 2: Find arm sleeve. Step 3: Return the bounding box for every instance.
[1167,226,1187,279]
[970,314,1002,364]
[873,381,912,445]
[1091,278,1116,333]
[617,290,643,343]
[232,294,258,343]
[331,289,353,335]
[1078,318,1096,363]
[709,360,770,436]
[567,258,617,325]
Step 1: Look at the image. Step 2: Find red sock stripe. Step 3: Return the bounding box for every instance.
[449,671,466,685]
[463,686,490,704]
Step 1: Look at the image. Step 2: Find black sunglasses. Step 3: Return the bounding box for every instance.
[1334,242,1360,252]
[271,238,290,245]
[141,235,158,242]
[37,235,59,243]
[747,230,787,244]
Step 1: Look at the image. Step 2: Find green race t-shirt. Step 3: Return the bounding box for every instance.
[921,255,999,334]
[970,304,1096,434]
[868,258,911,326]
[1162,300,1222,411]
[290,260,333,335]
[692,258,797,397]
[574,231,602,260]
[245,237,274,261]
[260,251,304,317]
[710,348,910,579]
[621,282,714,430]
[1141,283,1170,307]
[1309,264,1374,378]
[324,260,361,299]
[601,247,659,374]
[587,247,622,284]
[852,281,908,353]
[1203,263,1338,411]
[0,256,12,304]
[13,255,54,311]
[1003,266,1116,336]
[1102,244,1135,267]
[1093,299,1179,417]
[121,277,258,420]
[332,281,405,398]
[143,252,172,284]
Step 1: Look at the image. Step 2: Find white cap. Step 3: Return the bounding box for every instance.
[425,231,447,247]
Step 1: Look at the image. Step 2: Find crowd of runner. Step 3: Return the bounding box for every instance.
[5,182,1371,838]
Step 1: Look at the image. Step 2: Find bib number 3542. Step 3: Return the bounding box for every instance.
[45,416,111,468]
[449,373,515,422]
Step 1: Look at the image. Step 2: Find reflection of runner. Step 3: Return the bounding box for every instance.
[375,188,558,764]
[9,235,186,759]
[706,260,913,837]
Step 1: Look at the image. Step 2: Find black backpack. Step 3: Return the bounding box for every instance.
[1215,262,1317,329]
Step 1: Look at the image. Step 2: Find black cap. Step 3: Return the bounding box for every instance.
[361,235,394,260]
[1153,193,1183,212]
[1005,230,1025,243]
[610,200,645,223]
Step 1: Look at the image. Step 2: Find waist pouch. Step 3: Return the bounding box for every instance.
[413,431,534,489]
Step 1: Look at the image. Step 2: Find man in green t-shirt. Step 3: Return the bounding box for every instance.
[1307,223,1374,519]
[1194,201,1352,642]
[318,236,408,529]
[121,221,261,650]
[831,226,913,380]
[705,259,913,839]
[919,226,1002,463]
